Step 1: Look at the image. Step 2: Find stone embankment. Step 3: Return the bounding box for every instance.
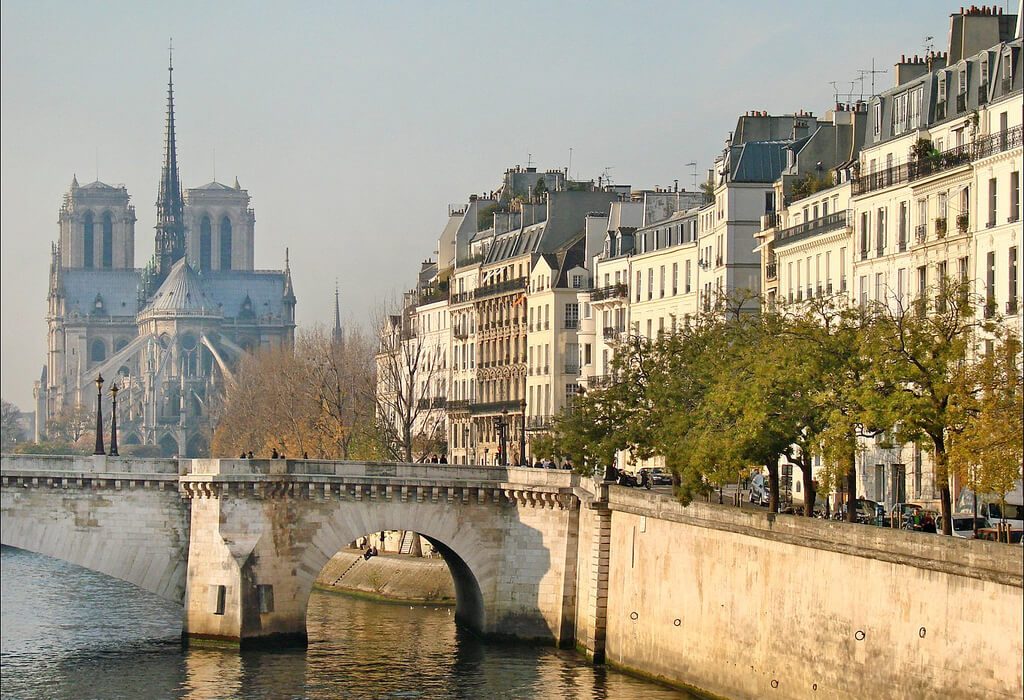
[314,549,455,604]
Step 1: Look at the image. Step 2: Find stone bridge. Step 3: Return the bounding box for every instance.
[0,454,587,649]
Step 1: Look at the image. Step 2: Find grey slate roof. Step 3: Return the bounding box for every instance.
[61,269,141,317]
[201,270,289,320]
[145,259,220,316]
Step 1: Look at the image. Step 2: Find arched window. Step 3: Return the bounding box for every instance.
[101,212,113,268]
[199,216,212,271]
[89,339,106,364]
[219,216,232,270]
[83,212,94,268]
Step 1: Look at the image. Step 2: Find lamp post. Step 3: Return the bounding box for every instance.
[108,383,119,457]
[519,398,527,466]
[497,409,509,466]
[93,374,105,455]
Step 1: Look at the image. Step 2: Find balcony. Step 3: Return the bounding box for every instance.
[974,125,1023,160]
[898,237,908,252]
[564,364,580,375]
[587,374,617,389]
[860,249,868,261]
[473,277,528,301]
[453,327,469,340]
[416,397,448,410]
[915,224,927,244]
[603,326,624,340]
[526,415,553,430]
[760,212,780,230]
[446,400,471,413]
[956,92,967,114]
[765,262,778,280]
[591,283,628,302]
[935,218,947,238]
[853,140,982,197]
[774,211,850,247]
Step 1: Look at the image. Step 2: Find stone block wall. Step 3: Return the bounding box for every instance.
[601,488,1024,699]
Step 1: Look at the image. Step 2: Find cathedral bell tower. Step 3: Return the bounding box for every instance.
[154,46,185,285]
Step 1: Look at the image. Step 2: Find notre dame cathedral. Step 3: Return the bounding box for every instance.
[32,56,296,457]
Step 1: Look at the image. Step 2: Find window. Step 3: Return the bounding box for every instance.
[860,213,870,257]
[200,216,212,271]
[873,101,882,136]
[89,339,106,363]
[636,271,642,302]
[672,263,678,295]
[986,251,996,313]
[859,276,868,307]
[564,303,579,329]
[1011,171,1020,222]
[572,274,582,288]
[937,73,947,102]
[83,212,94,268]
[219,217,233,270]
[647,269,654,300]
[101,212,113,268]
[876,208,886,256]
[917,265,928,300]
[988,178,998,227]
[1009,247,1019,313]
[957,66,967,95]
[659,266,665,298]
[898,201,908,249]
[685,260,692,293]
[958,256,969,283]
[583,343,592,366]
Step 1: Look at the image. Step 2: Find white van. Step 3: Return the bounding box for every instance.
[955,480,1024,531]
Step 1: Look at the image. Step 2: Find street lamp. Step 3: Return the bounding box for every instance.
[496,409,509,466]
[93,374,105,455]
[108,383,120,457]
[519,398,527,466]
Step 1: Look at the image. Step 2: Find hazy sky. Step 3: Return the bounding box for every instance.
[2,0,1014,409]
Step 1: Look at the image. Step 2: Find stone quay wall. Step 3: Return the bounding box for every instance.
[590,487,1023,700]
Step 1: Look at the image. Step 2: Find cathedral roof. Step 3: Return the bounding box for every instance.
[79,180,119,190]
[144,259,221,317]
[60,269,141,319]
[192,181,237,191]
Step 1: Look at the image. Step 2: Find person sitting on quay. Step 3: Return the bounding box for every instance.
[271,447,279,459]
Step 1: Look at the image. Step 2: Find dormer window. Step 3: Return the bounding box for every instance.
[957,66,967,95]
[937,73,947,102]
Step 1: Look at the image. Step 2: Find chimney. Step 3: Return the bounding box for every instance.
[947,5,1017,64]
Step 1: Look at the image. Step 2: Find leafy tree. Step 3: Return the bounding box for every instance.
[860,282,991,534]
[46,402,94,445]
[948,331,1024,518]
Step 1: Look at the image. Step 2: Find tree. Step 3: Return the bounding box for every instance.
[46,402,94,445]
[1,399,24,451]
[306,328,376,460]
[860,282,991,535]
[948,331,1024,522]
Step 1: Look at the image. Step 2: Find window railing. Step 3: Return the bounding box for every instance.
[564,364,580,375]
[765,262,778,280]
[1007,298,1019,315]
[603,326,624,340]
[1001,76,1012,93]
[915,224,927,244]
[853,138,996,197]
[564,319,579,330]
[472,277,528,301]
[416,397,448,410]
[935,217,947,238]
[956,92,967,114]
[469,400,522,415]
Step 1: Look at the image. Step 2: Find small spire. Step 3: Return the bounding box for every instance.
[71,174,79,189]
[282,248,296,303]
[332,280,343,346]
[233,176,240,190]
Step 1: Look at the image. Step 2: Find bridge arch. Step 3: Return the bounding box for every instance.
[298,510,493,634]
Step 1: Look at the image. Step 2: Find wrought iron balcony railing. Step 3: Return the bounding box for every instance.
[774,211,850,247]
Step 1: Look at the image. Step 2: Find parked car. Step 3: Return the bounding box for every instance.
[936,514,989,538]
[748,473,769,507]
[853,498,883,524]
[648,468,673,486]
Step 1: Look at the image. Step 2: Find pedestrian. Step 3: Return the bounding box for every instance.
[533,460,542,468]
[271,447,279,459]
[303,451,309,460]
[239,452,246,459]
[439,455,448,464]
[247,450,254,459]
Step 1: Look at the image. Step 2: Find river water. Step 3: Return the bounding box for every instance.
[0,546,694,699]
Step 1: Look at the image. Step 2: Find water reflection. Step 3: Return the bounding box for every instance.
[2,547,694,699]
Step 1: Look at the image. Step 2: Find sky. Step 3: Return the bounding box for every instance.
[2,0,1017,409]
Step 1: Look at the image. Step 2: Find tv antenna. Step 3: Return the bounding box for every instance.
[829,80,857,104]
[923,35,934,55]
[567,147,573,180]
[857,58,888,99]
[685,161,698,191]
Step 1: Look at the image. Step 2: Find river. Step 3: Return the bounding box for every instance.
[0,546,695,699]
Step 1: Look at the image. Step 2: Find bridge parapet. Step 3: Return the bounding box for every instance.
[2,453,181,475]
[180,461,580,510]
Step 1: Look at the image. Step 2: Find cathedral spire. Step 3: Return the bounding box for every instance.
[154,41,185,285]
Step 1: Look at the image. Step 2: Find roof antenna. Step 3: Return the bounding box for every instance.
[685,161,698,191]
[95,146,99,183]
[567,147,573,180]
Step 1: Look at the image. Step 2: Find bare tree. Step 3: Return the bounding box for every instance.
[305,327,375,460]
[373,310,448,462]
[1,399,24,451]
